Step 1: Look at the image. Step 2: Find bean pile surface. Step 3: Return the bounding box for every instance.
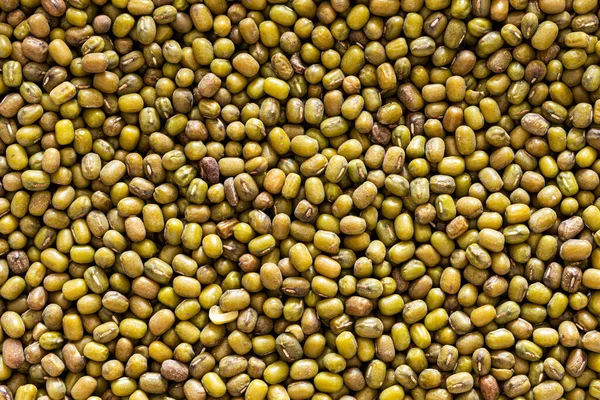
[2,0,600,399]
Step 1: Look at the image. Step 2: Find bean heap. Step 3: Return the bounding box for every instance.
[2,0,600,398]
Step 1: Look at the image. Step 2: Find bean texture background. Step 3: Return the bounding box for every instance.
[1,0,600,399]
